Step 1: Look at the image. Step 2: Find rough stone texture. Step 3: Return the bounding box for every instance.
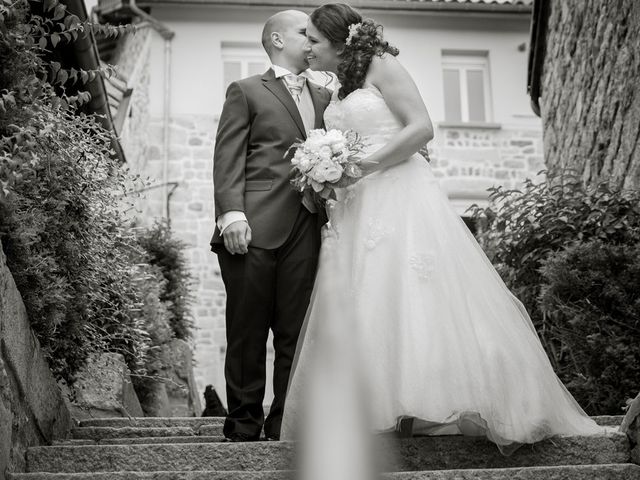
[164,339,202,417]
[26,432,629,473]
[78,416,224,429]
[8,464,640,480]
[620,391,640,464]
[594,415,624,427]
[57,435,225,446]
[68,353,143,420]
[71,426,196,440]
[382,433,630,471]
[0,249,72,479]
[0,357,14,479]
[429,126,545,197]
[115,27,153,176]
[540,0,640,189]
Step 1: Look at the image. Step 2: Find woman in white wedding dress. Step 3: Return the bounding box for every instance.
[280,3,605,457]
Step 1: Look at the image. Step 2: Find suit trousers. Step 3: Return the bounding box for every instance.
[216,206,321,439]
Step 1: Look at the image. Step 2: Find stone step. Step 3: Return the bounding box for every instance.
[55,435,226,446]
[77,417,225,429]
[71,426,198,440]
[26,432,630,473]
[71,415,621,441]
[70,424,224,440]
[592,415,624,427]
[10,463,640,480]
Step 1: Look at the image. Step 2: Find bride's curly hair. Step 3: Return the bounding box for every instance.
[309,3,399,100]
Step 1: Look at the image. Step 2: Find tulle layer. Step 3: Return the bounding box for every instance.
[282,155,605,454]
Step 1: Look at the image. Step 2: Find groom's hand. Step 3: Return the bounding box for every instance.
[223,221,252,255]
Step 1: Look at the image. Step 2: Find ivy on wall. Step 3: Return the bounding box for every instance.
[0,0,193,399]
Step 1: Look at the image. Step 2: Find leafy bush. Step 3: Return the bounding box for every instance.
[0,0,192,387]
[538,240,640,414]
[137,221,194,340]
[471,170,640,414]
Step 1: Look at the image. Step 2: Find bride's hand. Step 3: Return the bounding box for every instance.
[358,157,380,177]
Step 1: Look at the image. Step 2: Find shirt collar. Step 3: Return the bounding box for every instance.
[271,65,310,80]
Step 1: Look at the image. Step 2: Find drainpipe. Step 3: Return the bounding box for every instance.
[126,2,175,219]
[66,0,126,163]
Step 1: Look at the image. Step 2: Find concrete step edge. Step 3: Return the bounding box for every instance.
[78,417,225,428]
[76,415,622,429]
[26,432,631,474]
[56,436,227,446]
[10,463,640,479]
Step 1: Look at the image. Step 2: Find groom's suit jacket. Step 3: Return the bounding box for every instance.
[211,68,332,250]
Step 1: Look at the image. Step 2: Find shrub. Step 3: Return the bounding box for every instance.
[137,221,194,340]
[471,170,640,414]
[0,0,192,386]
[538,240,640,414]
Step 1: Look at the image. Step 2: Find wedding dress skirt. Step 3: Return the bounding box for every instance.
[281,84,604,454]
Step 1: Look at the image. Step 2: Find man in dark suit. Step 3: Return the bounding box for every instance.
[211,10,332,442]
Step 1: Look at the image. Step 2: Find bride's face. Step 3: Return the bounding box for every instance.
[305,20,342,73]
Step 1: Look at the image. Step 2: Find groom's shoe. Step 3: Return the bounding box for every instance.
[224,432,260,442]
[264,433,280,441]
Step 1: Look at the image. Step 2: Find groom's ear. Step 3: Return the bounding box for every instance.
[271,32,284,50]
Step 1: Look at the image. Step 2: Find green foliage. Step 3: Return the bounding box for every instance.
[471,170,640,414]
[0,0,192,385]
[538,240,640,414]
[137,221,195,340]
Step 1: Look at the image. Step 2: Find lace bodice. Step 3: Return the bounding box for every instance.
[324,85,402,151]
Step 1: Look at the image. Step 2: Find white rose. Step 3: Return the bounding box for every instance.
[302,138,322,154]
[324,129,344,144]
[318,145,333,161]
[310,158,343,184]
[329,141,346,155]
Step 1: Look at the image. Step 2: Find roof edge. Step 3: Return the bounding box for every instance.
[137,0,532,14]
[527,0,549,116]
[63,0,126,163]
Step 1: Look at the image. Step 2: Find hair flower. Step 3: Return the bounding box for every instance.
[345,22,361,46]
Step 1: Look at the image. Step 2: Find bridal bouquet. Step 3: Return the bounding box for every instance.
[288,129,366,199]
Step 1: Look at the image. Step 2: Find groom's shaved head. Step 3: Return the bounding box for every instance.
[262,10,308,57]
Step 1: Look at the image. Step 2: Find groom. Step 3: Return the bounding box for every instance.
[211,10,331,442]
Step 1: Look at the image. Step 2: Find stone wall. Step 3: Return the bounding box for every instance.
[430,126,544,211]
[540,0,640,189]
[115,27,153,176]
[145,114,229,403]
[0,249,72,479]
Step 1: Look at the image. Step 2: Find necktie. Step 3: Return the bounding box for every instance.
[283,74,306,103]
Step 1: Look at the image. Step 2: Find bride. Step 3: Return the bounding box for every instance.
[280,2,605,456]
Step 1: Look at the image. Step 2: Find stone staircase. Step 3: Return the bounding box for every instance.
[9,416,640,479]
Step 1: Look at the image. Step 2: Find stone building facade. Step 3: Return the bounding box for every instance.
[528,0,640,189]
[104,0,542,407]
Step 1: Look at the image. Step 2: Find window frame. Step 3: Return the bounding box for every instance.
[221,43,270,92]
[441,51,493,124]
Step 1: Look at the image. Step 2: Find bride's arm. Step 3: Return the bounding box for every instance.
[360,54,433,174]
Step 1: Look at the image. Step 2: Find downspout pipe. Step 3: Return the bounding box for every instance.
[64,0,126,163]
[527,0,550,117]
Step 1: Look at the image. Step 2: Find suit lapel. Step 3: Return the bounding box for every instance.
[308,81,329,130]
[262,69,306,138]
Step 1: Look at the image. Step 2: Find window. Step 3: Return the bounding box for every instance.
[442,52,492,123]
[221,42,270,92]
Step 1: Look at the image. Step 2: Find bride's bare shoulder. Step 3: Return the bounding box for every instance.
[368,54,410,85]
